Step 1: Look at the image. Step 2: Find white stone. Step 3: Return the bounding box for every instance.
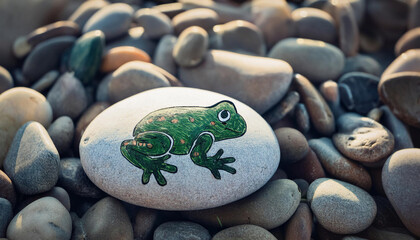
[80,87,280,210]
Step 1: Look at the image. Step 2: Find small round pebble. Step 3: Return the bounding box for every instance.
[154,221,210,240]
[6,197,72,240]
[274,127,309,164]
[173,26,208,67]
[213,224,277,240]
[307,178,377,234]
[48,116,74,155]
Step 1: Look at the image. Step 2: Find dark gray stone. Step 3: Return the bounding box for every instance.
[213,224,277,240]
[48,116,74,155]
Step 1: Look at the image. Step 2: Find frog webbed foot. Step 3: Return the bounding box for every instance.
[206,149,237,179]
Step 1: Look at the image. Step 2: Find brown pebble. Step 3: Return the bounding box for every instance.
[101,46,151,72]
[285,203,312,240]
[285,149,326,183]
[275,127,309,164]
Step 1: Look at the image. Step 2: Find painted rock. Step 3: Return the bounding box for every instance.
[80,87,280,210]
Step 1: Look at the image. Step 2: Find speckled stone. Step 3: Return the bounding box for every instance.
[0,88,53,167]
[80,87,280,210]
[172,8,218,34]
[6,197,72,240]
[292,8,336,43]
[274,127,309,164]
[180,50,293,114]
[213,224,277,240]
[4,121,60,195]
[307,178,377,234]
[173,26,208,67]
[382,149,420,237]
[154,221,210,240]
[134,8,173,39]
[333,113,394,163]
[309,138,372,190]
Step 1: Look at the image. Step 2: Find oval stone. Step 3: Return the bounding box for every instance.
[80,87,280,210]
[134,8,173,40]
[292,8,336,43]
[172,8,218,34]
[173,26,208,67]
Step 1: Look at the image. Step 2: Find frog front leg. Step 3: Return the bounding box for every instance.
[190,133,237,179]
[120,132,177,186]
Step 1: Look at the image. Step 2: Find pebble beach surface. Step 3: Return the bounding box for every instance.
[0,0,420,239]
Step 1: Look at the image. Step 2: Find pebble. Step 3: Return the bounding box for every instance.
[319,80,346,118]
[30,70,59,93]
[213,224,277,240]
[172,8,218,34]
[342,54,382,77]
[333,113,394,163]
[0,66,13,94]
[309,137,372,190]
[292,7,336,43]
[294,103,311,133]
[68,30,105,85]
[59,158,103,198]
[134,208,159,240]
[48,116,74,155]
[4,121,60,195]
[307,178,377,234]
[269,38,345,83]
[153,35,177,76]
[47,72,88,120]
[104,27,156,57]
[17,186,71,212]
[83,3,134,41]
[409,0,420,29]
[293,74,335,136]
[180,50,293,114]
[81,197,134,240]
[22,36,76,84]
[274,127,309,164]
[80,87,280,210]
[102,61,171,104]
[68,0,109,28]
[338,72,380,114]
[173,26,208,67]
[0,87,52,167]
[101,46,151,73]
[286,149,326,183]
[153,221,211,240]
[0,170,16,207]
[178,0,248,23]
[284,203,312,240]
[243,0,294,48]
[6,197,72,240]
[13,21,79,59]
[263,91,300,125]
[380,106,414,151]
[212,20,266,56]
[134,8,173,39]
[382,148,420,237]
[184,179,300,229]
[0,198,12,238]
[395,27,420,56]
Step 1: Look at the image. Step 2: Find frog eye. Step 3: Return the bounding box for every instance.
[218,110,231,123]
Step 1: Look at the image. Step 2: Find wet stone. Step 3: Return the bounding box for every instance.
[80,87,280,210]
[172,8,219,35]
[153,221,210,240]
[292,7,336,43]
[134,8,173,40]
[4,121,60,195]
[173,26,208,68]
[213,224,277,240]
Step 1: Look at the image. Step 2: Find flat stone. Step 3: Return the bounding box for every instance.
[293,74,335,136]
[0,170,15,207]
[48,116,74,155]
[47,72,88,120]
[211,20,265,56]
[309,138,372,190]
[180,50,293,114]
[269,38,345,83]
[173,26,208,67]
[22,36,75,84]
[81,197,133,240]
[274,127,309,164]
[83,3,134,40]
[395,27,420,56]
[333,113,394,163]
[59,158,103,198]
[101,46,151,73]
[213,224,277,240]
[6,197,72,240]
[101,61,171,104]
[183,179,299,229]
[153,221,210,240]
[0,87,52,167]
[382,149,420,237]
[4,122,60,195]
[342,54,382,77]
[286,149,326,183]
[172,8,218,34]
[80,87,280,210]
[68,0,109,29]
[0,198,12,238]
[0,66,13,94]
[284,203,312,240]
[338,72,380,115]
[307,178,377,234]
[153,35,177,76]
[134,8,173,39]
[292,8,336,43]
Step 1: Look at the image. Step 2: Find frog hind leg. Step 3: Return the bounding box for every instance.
[190,134,237,179]
[120,136,177,186]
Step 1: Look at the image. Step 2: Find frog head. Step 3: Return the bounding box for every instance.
[208,101,247,141]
